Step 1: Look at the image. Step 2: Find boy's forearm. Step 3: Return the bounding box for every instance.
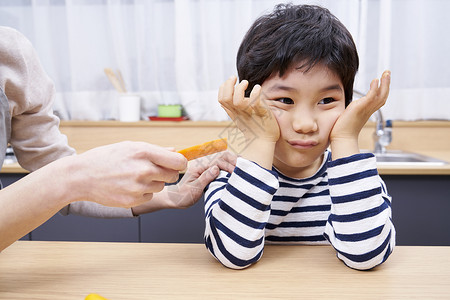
[239,139,276,170]
[203,157,278,269]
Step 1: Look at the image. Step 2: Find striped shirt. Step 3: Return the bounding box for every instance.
[204,151,395,270]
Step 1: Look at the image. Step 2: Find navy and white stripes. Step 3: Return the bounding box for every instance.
[204,151,395,270]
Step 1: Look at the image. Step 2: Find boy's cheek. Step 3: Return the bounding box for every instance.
[323,110,343,131]
[269,105,285,120]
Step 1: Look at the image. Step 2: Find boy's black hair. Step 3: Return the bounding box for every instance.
[237,4,359,106]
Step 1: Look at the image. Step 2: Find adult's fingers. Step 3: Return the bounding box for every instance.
[144,163,181,184]
[144,180,166,194]
[143,144,187,172]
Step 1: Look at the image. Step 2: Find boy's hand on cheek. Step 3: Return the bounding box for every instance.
[219,76,280,142]
[219,76,280,169]
[330,70,391,160]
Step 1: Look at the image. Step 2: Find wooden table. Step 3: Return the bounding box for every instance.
[1,241,449,299]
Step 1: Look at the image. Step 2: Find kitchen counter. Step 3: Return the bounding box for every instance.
[0,241,449,299]
[2,120,450,175]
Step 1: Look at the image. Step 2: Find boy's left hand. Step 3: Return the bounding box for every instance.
[166,151,237,209]
[131,151,237,214]
[330,70,391,159]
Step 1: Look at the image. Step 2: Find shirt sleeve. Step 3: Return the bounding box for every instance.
[324,153,396,270]
[59,201,134,218]
[1,27,132,218]
[3,27,75,171]
[204,157,279,269]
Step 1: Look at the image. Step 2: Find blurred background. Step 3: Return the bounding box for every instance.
[1,0,449,121]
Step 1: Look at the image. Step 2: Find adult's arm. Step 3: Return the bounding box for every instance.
[0,27,129,218]
[0,26,75,171]
[0,141,187,251]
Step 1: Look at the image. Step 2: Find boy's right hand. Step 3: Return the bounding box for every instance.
[219,76,280,143]
[218,76,280,168]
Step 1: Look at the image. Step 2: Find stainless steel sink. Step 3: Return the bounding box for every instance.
[361,150,448,166]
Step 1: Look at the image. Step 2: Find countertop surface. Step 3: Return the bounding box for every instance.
[2,120,450,175]
[3,150,450,175]
[0,241,449,299]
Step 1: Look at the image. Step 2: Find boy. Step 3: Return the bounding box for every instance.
[204,4,395,270]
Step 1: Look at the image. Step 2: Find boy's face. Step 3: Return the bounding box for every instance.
[261,63,345,178]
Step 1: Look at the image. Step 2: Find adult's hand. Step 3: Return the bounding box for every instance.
[0,141,187,251]
[132,150,237,215]
[70,141,188,208]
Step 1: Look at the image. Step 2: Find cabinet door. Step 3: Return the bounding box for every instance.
[140,198,205,243]
[382,175,450,246]
[0,173,26,187]
[32,213,140,242]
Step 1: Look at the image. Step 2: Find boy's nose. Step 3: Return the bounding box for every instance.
[292,109,318,133]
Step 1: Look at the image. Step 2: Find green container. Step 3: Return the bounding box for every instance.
[157,104,182,118]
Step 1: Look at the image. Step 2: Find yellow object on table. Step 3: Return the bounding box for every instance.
[85,294,108,300]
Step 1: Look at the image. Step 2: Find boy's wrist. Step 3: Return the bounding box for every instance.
[330,137,359,160]
[239,138,276,169]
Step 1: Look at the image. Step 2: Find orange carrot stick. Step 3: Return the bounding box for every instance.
[177,138,227,161]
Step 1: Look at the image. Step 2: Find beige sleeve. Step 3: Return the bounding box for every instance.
[1,27,133,218]
[2,27,75,171]
[59,201,134,218]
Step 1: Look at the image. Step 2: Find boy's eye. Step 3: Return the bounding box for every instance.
[318,97,336,105]
[275,98,294,104]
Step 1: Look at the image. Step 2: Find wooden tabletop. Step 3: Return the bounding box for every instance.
[1,241,449,299]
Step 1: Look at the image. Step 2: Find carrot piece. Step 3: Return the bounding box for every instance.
[177,138,227,161]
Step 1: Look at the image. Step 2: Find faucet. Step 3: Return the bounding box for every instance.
[353,90,392,154]
[373,110,392,154]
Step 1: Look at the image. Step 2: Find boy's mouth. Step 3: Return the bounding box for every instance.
[287,139,318,149]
